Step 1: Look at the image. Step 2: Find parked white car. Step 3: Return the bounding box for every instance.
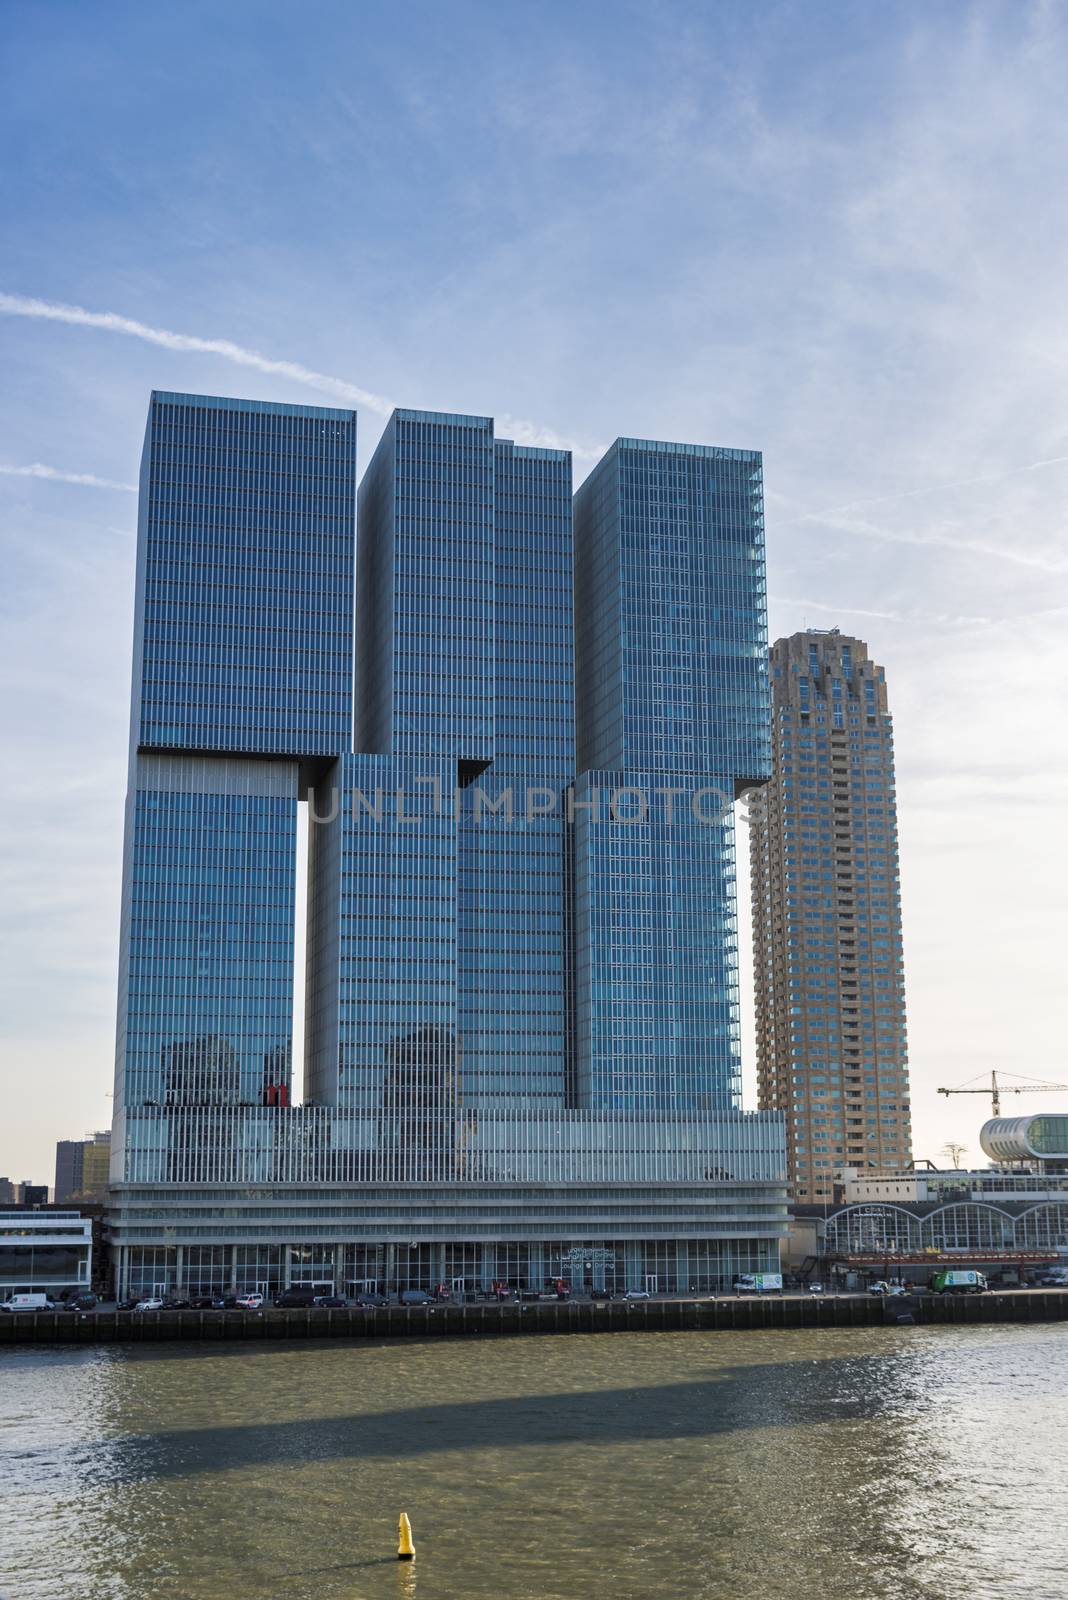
[235,1293,264,1310]
[133,1298,164,1312]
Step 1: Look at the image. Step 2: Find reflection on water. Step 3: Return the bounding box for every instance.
[1,1326,1065,1600]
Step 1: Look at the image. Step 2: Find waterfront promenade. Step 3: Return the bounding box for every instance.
[3,1287,1066,1344]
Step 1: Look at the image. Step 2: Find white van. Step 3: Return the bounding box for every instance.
[1,1293,55,1312]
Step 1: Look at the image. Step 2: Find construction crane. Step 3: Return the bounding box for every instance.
[937,1070,1068,1117]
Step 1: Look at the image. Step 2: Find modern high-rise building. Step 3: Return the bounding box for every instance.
[573,439,772,1116]
[749,629,911,1202]
[108,394,787,1299]
[54,1131,111,1204]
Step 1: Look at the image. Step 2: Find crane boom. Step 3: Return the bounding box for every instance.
[936,1070,1068,1116]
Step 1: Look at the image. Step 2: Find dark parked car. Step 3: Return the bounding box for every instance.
[163,1297,191,1310]
[590,1288,613,1301]
[355,1292,387,1307]
[400,1289,432,1306]
[274,1289,317,1308]
[59,1294,98,1312]
[313,1295,347,1308]
[117,1298,140,1311]
[189,1295,223,1309]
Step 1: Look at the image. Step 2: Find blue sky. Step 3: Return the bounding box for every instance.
[2,0,1066,1182]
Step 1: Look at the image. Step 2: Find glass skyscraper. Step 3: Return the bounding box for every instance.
[109,395,787,1301]
[572,440,770,1114]
[113,393,357,1174]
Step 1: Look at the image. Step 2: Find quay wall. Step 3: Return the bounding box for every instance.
[2,1291,1067,1345]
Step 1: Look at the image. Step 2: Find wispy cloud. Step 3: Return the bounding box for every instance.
[769,593,901,623]
[0,462,136,492]
[0,290,606,460]
[769,594,992,629]
[498,412,605,460]
[804,510,1068,576]
[786,454,1068,526]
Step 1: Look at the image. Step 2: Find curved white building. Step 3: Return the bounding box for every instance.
[980,1115,1068,1164]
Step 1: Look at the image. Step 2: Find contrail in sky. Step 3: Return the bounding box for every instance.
[0,289,605,458]
[0,289,395,417]
[0,461,136,491]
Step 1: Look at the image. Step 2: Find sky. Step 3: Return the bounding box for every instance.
[1,0,1066,1185]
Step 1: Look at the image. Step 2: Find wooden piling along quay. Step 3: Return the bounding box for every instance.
[2,1289,1067,1345]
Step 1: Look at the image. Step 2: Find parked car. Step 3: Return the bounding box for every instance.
[400,1289,432,1305]
[234,1293,264,1310]
[274,1289,316,1308]
[355,1291,387,1307]
[807,1282,824,1294]
[163,1297,191,1310]
[117,1298,141,1311]
[590,1288,614,1301]
[189,1295,222,1309]
[624,1289,651,1300]
[313,1295,347,1308]
[133,1298,164,1313]
[60,1294,98,1312]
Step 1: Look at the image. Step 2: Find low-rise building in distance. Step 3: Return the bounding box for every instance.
[784,1120,1068,1286]
[0,1211,93,1301]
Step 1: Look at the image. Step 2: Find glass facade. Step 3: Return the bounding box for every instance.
[133,392,356,758]
[574,439,769,782]
[110,395,788,1295]
[116,756,298,1114]
[356,409,494,767]
[572,770,741,1112]
[460,440,575,1108]
[0,1214,93,1293]
[572,440,771,1114]
[824,1200,1068,1258]
[114,392,357,1144]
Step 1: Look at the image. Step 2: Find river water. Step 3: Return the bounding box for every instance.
[1,1324,1064,1600]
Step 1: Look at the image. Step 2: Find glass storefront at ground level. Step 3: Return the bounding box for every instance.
[118,1237,779,1298]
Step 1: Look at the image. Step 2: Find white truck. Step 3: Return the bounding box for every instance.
[0,1293,55,1312]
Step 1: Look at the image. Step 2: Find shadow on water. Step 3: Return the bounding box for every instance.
[4,1361,906,1484]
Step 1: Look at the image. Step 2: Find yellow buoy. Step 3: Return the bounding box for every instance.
[398,1511,416,1561]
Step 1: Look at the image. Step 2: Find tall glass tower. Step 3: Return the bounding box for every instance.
[572,439,771,1113]
[109,396,787,1302]
[113,393,357,1170]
